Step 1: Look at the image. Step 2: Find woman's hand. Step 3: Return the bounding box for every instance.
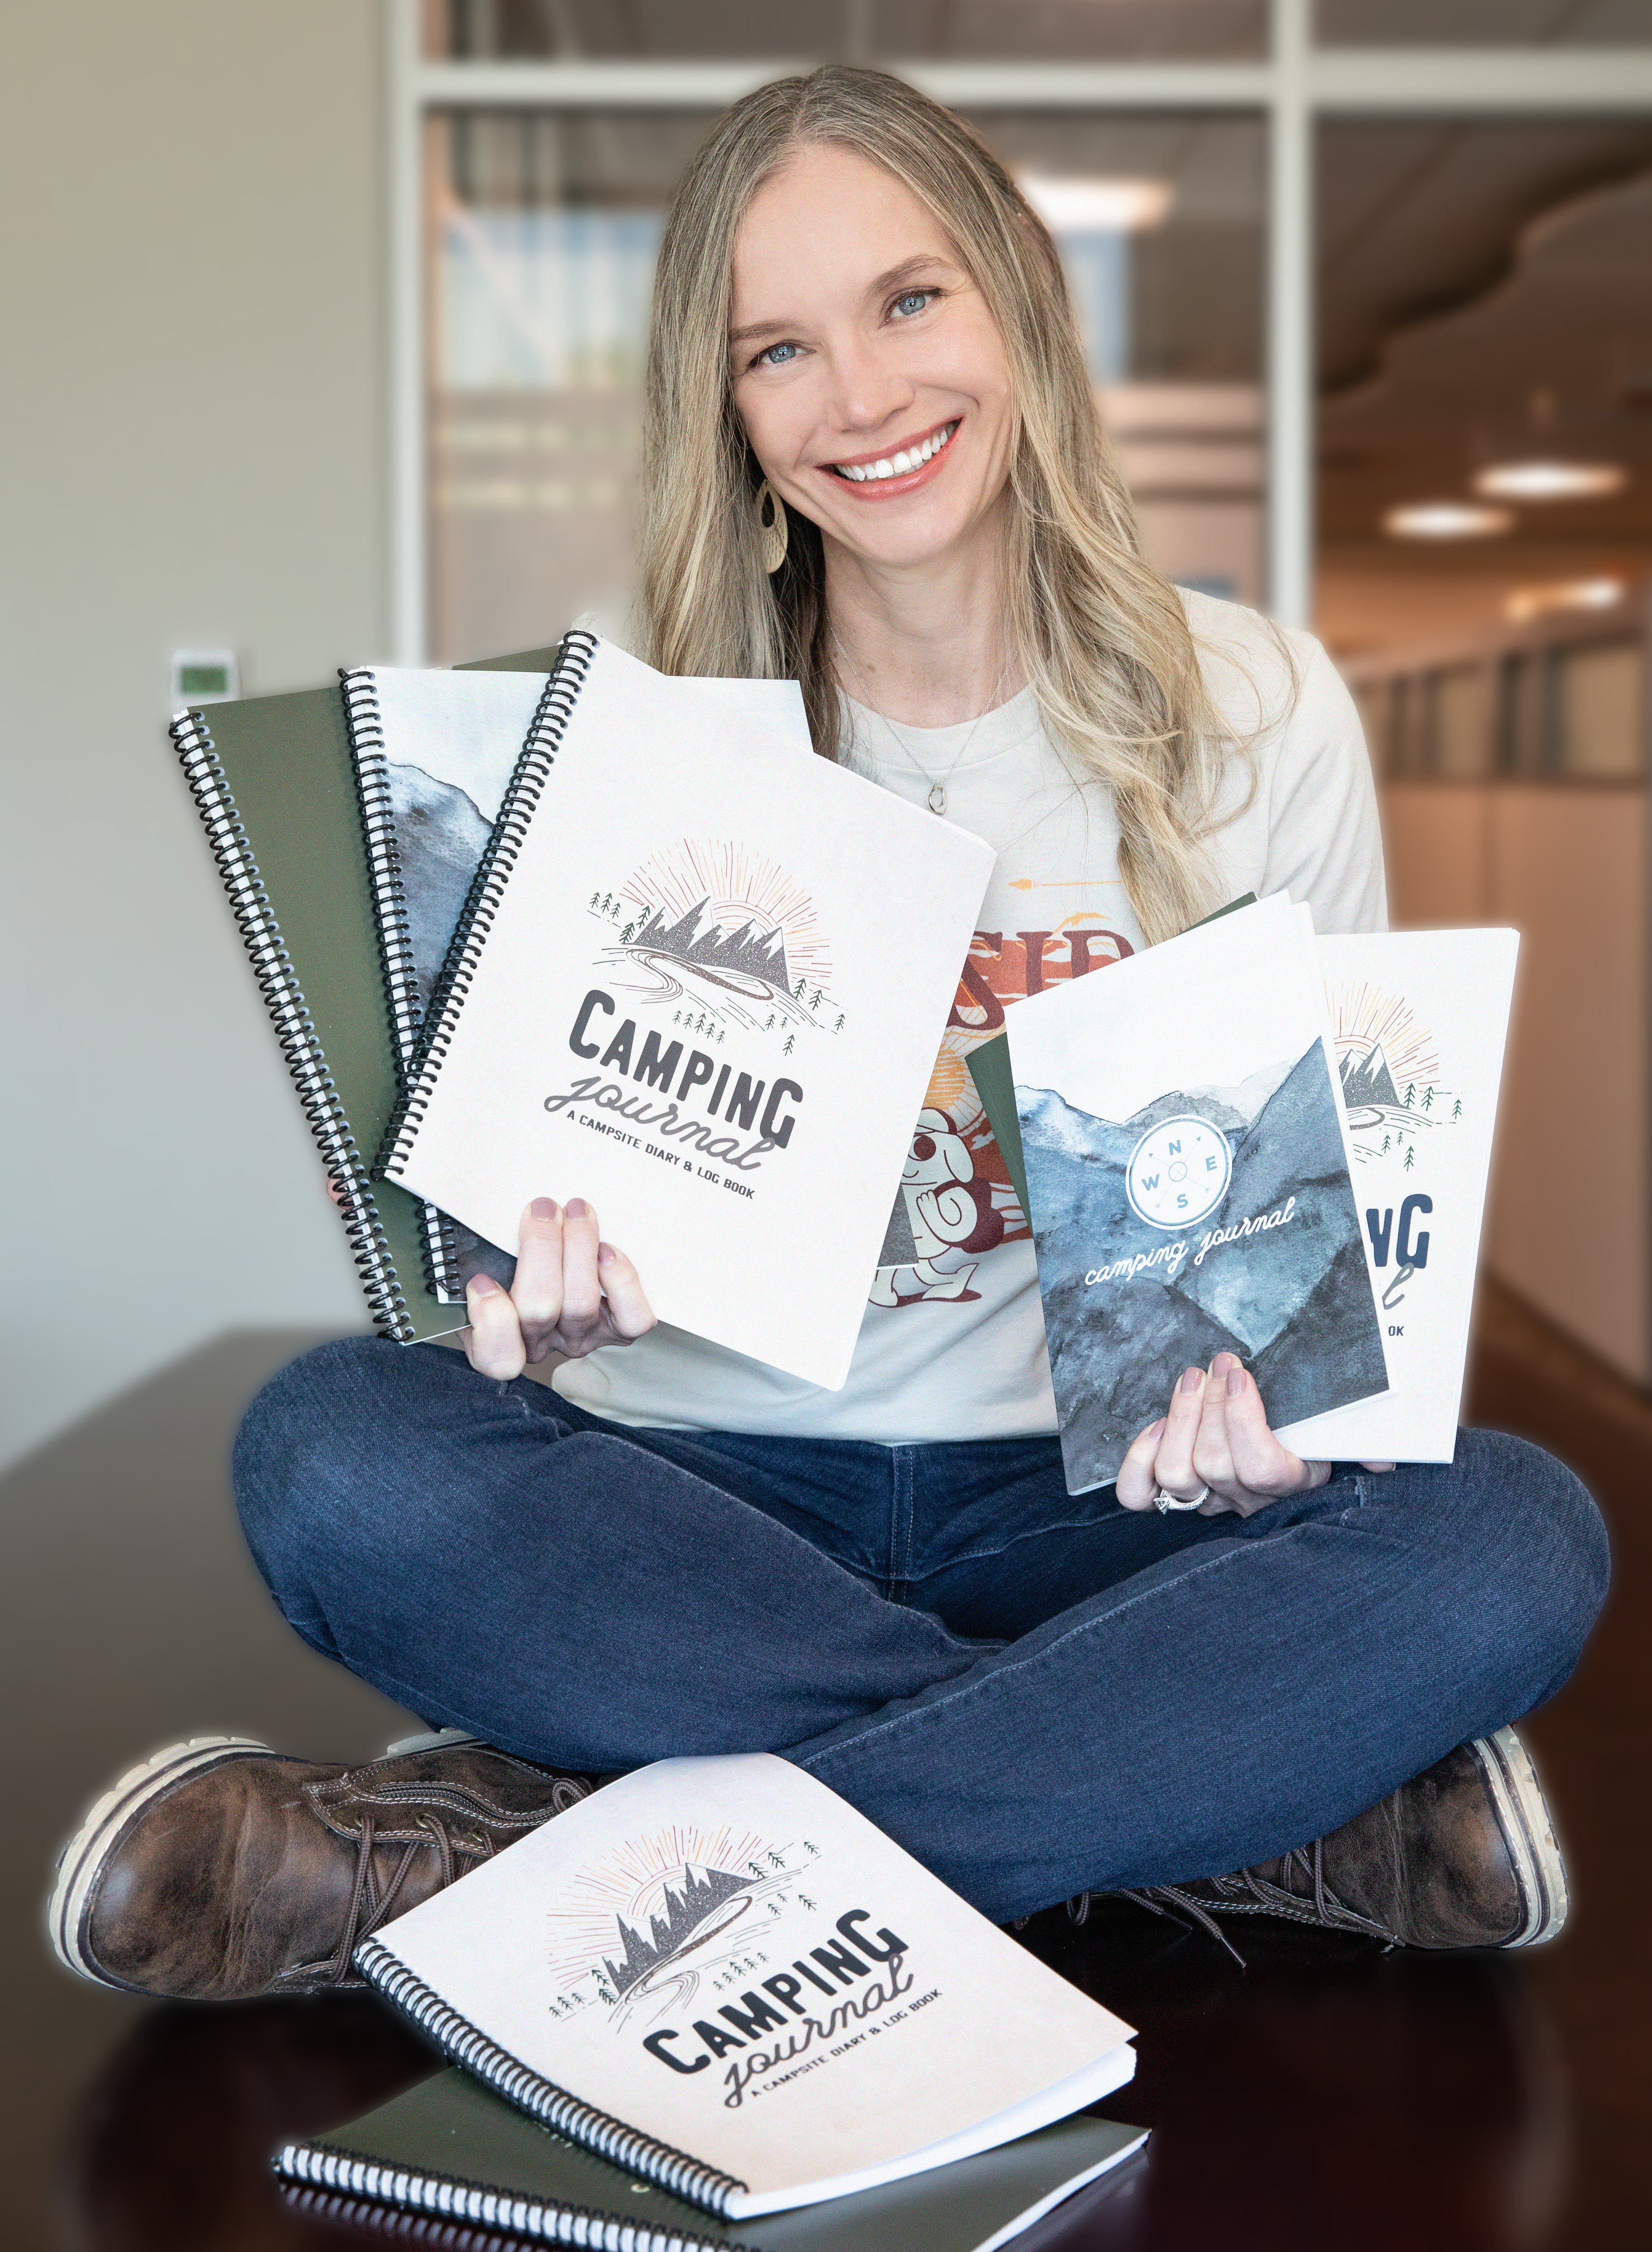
[460,1197,655,1380]
[1116,1352,1393,1518]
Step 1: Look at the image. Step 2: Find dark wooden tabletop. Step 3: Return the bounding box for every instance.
[4,1286,1647,2249]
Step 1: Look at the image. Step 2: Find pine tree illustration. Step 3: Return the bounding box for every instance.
[1381,1132,1391,1154]
[1405,1083,1415,1108]
[1422,1086,1434,1112]
[1452,1098,1462,1121]
[1404,1146,1415,1171]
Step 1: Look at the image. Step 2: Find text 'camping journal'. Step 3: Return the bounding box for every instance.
[377,633,995,1388]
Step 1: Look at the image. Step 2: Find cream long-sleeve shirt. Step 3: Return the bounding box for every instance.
[549,591,1387,1444]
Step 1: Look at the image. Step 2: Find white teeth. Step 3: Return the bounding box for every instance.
[832,424,956,480]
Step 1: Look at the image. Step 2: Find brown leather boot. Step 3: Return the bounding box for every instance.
[48,1730,596,2000]
[1110,1725,1568,1953]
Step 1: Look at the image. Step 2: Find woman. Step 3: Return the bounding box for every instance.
[51,69,1605,2002]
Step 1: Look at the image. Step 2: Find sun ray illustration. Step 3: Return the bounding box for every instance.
[1330,981,1440,1093]
[618,840,833,988]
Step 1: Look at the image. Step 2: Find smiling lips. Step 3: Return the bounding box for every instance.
[823,419,959,493]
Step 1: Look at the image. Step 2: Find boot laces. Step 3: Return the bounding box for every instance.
[1063,1836,1396,1967]
[317,1774,591,1985]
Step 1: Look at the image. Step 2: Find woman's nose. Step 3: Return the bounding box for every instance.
[824,333,916,436]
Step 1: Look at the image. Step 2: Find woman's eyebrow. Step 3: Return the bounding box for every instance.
[727,253,955,347]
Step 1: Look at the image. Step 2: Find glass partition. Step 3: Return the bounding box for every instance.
[427,109,718,660]
[1316,1,1652,45]
[428,2,1268,63]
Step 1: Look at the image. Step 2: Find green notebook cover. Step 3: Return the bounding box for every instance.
[967,893,1259,1223]
[278,2068,1146,2252]
[171,648,555,1343]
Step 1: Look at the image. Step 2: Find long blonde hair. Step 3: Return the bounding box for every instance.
[638,65,1254,946]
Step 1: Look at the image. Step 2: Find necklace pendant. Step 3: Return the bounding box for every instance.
[927,783,947,815]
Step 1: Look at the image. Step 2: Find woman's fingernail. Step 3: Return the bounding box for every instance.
[1147,1418,1166,1440]
[1211,1351,1239,1373]
[597,1242,614,1266]
[467,1274,500,1298]
[1179,1366,1203,1394]
[566,1198,590,1219]
[1228,1366,1246,1397]
[529,1196,558,1222]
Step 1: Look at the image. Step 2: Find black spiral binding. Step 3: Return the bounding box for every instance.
[170,707,415,1344]
[353,1937,748,2219]
[278,2161,756,2251]
[337,666,470,1302]
[377,630,599,1187]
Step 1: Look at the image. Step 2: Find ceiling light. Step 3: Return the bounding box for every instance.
[1505,577,1625,622]
[1474,459,1628,501]
[1382,501,1515,541]
[1018,175,1173,233]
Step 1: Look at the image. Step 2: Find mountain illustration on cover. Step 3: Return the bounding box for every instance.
[386,762,494,1018]
[602,1864,757,2002]
[1018,1040,1388,1491]
[627,898,795,1002]
[386,761,518,1293]
[1339,1040,1400,1111]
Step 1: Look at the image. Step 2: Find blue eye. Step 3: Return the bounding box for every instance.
[891,290,932,318]
[756,340,799,367]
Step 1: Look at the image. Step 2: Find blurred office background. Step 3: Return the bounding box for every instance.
[4,0,1652,1459]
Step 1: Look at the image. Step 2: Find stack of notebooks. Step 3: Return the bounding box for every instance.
[173,627,1515,1459]
[271,1754,1148,2249]
[174,633,991,1388]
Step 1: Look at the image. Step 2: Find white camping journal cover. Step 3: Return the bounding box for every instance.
[1281,927,1518,1463]
[355,1754,1136,2219]
[348,664,812,1303]
[1008,893,1391,1492]
[384,638,994,1387]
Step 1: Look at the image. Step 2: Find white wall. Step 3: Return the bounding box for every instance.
[0,3,388,1469]
[1383,780,1649,1385]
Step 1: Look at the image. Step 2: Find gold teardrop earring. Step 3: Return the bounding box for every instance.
[754,477,789,574]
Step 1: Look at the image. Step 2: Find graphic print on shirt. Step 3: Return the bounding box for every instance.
[587,838,846,1053]
[871,894,1136,1308]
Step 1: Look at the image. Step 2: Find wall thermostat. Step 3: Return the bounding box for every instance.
[170,648,240,706]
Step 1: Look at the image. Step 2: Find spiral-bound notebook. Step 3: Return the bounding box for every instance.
[277,2067,1147,2251]
[347,1754,1137,2224]
[375,632,995,1388]
[336,660,811,1301]
[169,648,551,1343]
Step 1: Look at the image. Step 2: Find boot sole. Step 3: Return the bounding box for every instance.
[380,1727,481,1756]
[48,1736,276,1986]
[1472,1724,1569,1946]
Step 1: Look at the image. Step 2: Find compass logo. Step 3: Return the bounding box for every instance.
[1126,1116,1231,1230]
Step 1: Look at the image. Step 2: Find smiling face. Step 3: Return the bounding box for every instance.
[728,143,1017,577]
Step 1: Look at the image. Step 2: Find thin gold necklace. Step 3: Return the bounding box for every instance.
[831,630,1010,817]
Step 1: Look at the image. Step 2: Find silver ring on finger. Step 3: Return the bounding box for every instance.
[1153,1483,1210,1513]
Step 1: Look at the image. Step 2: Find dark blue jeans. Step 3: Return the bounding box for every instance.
[233,1337,1608,1925]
